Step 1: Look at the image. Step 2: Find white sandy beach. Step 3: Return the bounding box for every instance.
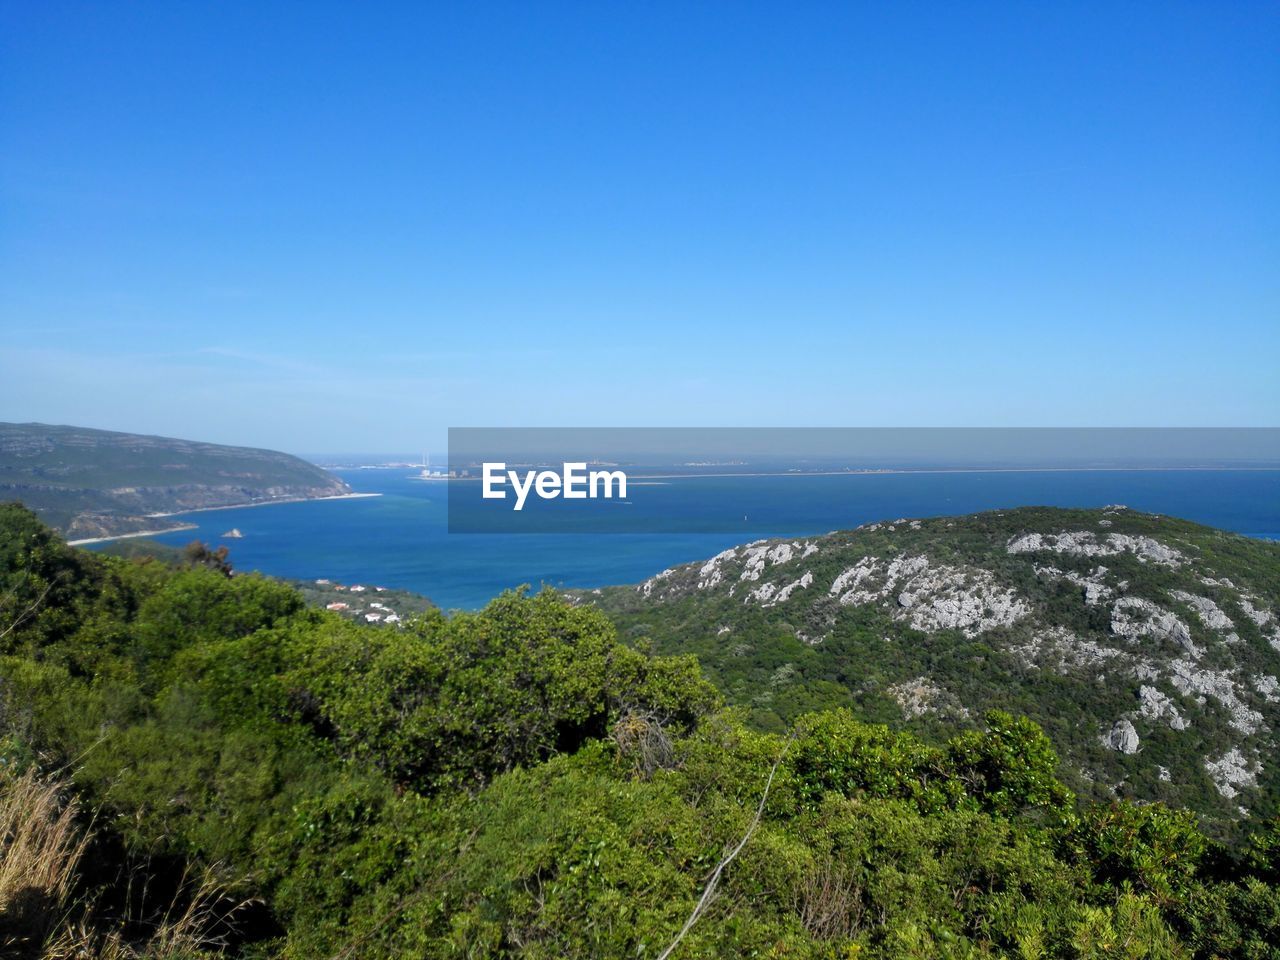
[66,492,382,546]
[68,525,198,547]
[142,491,381,519]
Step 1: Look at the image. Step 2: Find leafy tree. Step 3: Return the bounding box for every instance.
[1064,802,1207,906]
[180,539,233,576]
[945,710,1075,819]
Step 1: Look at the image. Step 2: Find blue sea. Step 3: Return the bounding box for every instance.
[95,468,1280,610]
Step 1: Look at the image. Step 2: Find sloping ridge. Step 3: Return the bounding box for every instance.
[583,505,1280,825]
[0,422,351,539]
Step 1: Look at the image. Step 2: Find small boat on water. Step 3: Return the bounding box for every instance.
[221,528,244,539]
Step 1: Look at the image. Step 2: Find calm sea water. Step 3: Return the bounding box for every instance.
[96,468,1280,610]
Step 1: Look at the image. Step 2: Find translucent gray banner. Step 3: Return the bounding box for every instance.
[445,427,1280,534]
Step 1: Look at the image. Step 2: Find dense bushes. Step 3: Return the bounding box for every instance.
[1,502,1278,958]
[787,708,1074,820]
[164,588,720,795]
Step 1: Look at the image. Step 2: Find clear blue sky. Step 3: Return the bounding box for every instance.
[2,2,1277,453]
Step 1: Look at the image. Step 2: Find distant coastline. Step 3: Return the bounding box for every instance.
[441,465,1280,481]
[68,525,197,546]
[67,492,381,546]
[626,465,1280,479]
[142,491,380,519]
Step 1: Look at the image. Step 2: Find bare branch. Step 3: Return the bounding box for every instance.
[0,573,62,642]
[655,731,796,960]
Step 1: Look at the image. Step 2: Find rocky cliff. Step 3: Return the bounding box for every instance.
[580,506,1280,828]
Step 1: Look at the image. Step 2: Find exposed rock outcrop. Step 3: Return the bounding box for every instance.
[1111,598,1199,658]
[1169,590,1235,632]
[1205,748,1261,798]
[1008,531,1185,566]
[747,570,814,607]
[1168,659,1263,735]
[1011,626,1129,673]
[828,555,1029,638]
[1138,684,1188,730]
[591,507,1280,821]
[1104,719,1140,754]
[887,677,970,720]
[1036,564,1114,605]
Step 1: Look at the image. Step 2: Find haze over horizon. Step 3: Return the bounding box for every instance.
[3,2,1277,451]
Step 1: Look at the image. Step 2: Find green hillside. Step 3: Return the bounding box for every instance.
[97,536,437,623]
[1,502,1278,958]
[580,506,1280,829]
[0,422,350,539]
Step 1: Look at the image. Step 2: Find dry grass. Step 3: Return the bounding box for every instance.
[612,709,675,780]
[0,765,246,959]
[38,870,237,960]
[0,766,90,948]
[795,856,864,941]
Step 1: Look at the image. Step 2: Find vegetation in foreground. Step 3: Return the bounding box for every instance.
[1,502,1278,959]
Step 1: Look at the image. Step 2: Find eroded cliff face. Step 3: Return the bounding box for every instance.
[583,506,1280,824]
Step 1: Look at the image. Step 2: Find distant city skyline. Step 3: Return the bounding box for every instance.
[2,2,1277,453]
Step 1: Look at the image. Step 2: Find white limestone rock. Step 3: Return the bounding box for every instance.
[830,554,1029,637]
[738,540,815,583]
[1111,598,1199,658]
[1168,659,1264,735]
[1253,674,1280,703]
[895,570,1029,637]
[1204,748,1260,798]
[638,568,675,598]
[1239,597,1275,629]
[1008,531,1184,566]
[1239,597,1280,652]
[1200,576,1237,590]
[1138,685,1188,730]
[698,548,738,590]
[1010,626,1128,673]
[1134,662,1161,682]
[887,676,969,720]
[1104,719,1140,754]
[1103,533,1188,565]
[773,570,814,605]
[747,570,814,608]
[739,544,772,582]
[1169,590,1235,632]
[1037,564,1114,605]
[829,557,883,605]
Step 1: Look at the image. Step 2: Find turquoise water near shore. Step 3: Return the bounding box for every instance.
[93,468,1280,610]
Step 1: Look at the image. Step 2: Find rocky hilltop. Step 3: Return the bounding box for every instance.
[581,506,1280,828]
[0,422,351,539]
